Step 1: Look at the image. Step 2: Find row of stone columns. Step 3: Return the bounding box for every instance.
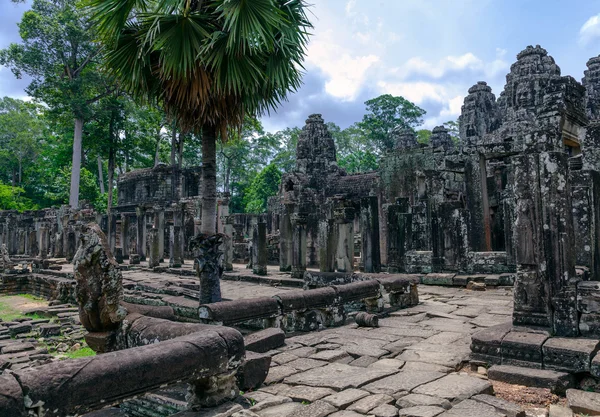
[277,196,383,279]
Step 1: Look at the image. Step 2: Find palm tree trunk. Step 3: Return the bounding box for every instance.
[197,123,221,304]
[201,125,217,235]
[69,118,84,208]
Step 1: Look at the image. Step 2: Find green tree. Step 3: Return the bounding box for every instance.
[417,129,431,145]
[88,0,312,303]
[359,94,426,152]
[328,122,379,173]
[0,97,44,187]
[1,0,114,208]
[243,164,282,213]
[0,183,37,211]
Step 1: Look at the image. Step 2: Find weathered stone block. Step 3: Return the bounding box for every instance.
[237,351,271,391]
[244,328,285,353]
[567,389,600,416]
[421,273,455,286]
[470,323,512,364]
[487,365,574,395]
[501,329,548,368]
[542,337,600,372]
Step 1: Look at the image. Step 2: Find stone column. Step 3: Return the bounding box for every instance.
[386,199,413,273]
[431,202,469,273]
[464,154,492,251]
[512,151,578,335]
[222,216,234,271]
[334,203,355,273]
[121,214,130,257]
[290,213,308,279]
[39,225,49,259]
[318,218,336,272]
[173,206,185,266]
[148,227,160,268]
[108,212,117,255]
[157,211,165,262]
[252,222,268,275]
[17,229,25,255]
[169,225,182,268]
[279,206,293,272]
[136,207,147,261]
[30,229,39,259]
[360,196,381,273]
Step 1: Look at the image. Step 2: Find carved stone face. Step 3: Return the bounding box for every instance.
[516,82,535,109]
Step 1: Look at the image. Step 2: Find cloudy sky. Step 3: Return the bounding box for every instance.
[2,0,600,132]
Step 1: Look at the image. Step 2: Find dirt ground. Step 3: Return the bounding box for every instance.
[0,295,48,321]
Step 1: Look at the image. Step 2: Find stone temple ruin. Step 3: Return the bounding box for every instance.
[3,45,600,415]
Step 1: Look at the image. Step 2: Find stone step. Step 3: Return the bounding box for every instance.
[487,365,574,395]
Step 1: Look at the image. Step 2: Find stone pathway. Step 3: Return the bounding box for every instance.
[239,286,517,416]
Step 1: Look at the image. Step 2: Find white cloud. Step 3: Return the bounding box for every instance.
[306,30,380,101]
[580,14,600,46]
[376,81,449,104]
[345,0,356,16]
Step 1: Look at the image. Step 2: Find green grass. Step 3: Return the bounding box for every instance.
[64,347,96,359]
[0,299,23,322]
[17,294,46,302]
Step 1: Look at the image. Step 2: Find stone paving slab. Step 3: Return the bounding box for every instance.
[413,373,493,402]
[284,363,396,390]
[362,370,445,395]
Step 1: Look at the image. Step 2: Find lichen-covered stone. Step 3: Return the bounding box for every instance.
[73,223,127,333]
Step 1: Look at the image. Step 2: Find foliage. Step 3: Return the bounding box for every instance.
[417,129,432,145]
[0,183,37,211]
[328,122,379,173]
[43,166,101,207]
[86,0,313,135]
[243,164,282,213]
[359,94,426,152]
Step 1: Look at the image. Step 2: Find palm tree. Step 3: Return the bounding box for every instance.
[86,0,312,303]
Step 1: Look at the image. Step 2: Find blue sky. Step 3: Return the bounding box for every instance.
[2,0,600,132]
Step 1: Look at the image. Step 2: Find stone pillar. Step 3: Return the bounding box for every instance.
[334,203,355,273]
[108,213,117,255]
[39,225,49,259]
[6,217,16,255]
[512,151,578,335]
[136,207,147,261]
[233,224,245,243]
[360,196,381,273]
[252,222,268,275]
[386,199,413,273]
[431,202,469,273]
[318,218,336,272]
[17,229,25,255]
[156,211,165,262]
[148,227,160,268]
[173,206,185,266]
[169,225,182,268]
[279,206,293,272]
[222,216,234,271]
[290,213,308,279]
[121,214,130,258]
[464,154,492,251]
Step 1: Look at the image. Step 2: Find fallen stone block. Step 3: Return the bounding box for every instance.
[244,328,285,353]
[421,274,455,286]
[567,388,600,415]
[39,324,61,337]
[548,405,573,417]
[237,351,271,391]
[487,365,574,395]
[8,323,32,337]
